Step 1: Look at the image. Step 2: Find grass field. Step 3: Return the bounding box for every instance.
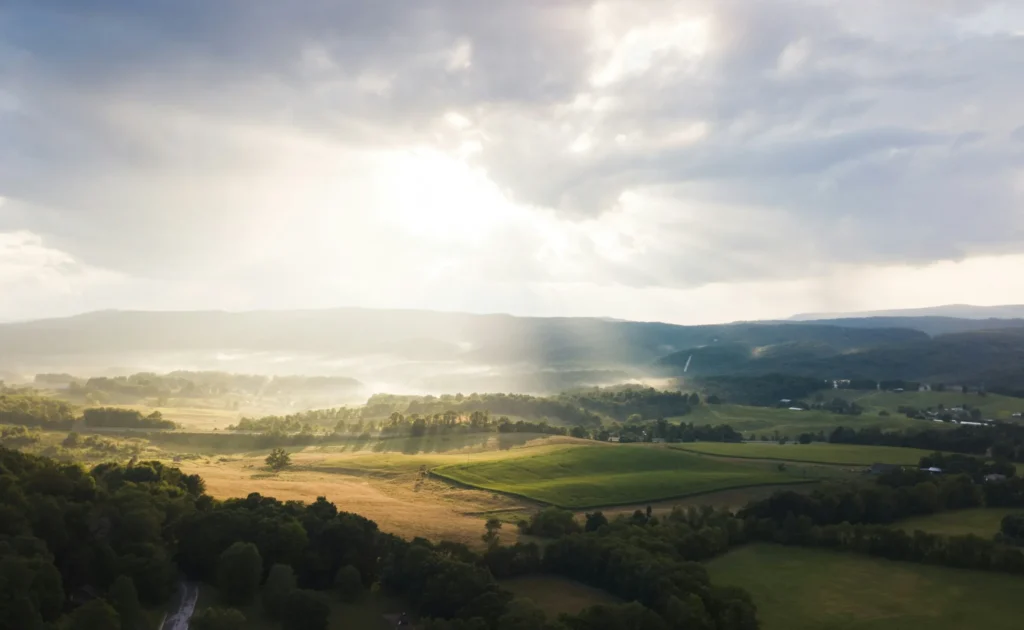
[832,390,1024,421]
[898,508,1022,537]
[501,576,619,616]
[708,544,1024,630]
[672,442,933,466]
[432,444,814,508]
[681,404,925,437]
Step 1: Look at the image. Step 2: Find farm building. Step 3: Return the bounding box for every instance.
[985,473,1008,483]
[607,436,620,443]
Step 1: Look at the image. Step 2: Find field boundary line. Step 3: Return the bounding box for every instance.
[428,469,817,510]
[667,445,912,467]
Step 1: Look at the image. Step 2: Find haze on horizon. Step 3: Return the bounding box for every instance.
[3,1,1024,326]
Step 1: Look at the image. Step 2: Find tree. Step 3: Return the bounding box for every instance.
[482,518,503,547]
[109,576,144,630]
[584,511,608,532]
[334,564,363,602]
[189,607,247,630]
[283,589,330,630]
[263,564,298,619]
[266,448,292,470]
[66,599,120,630]
[217,542,263,605]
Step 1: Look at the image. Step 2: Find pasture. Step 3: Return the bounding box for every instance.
[681,403,924,437]
[832,390,1024,421]
[432,444,813,509]
[501,576,619,617]
[898,508,1022,537]
[672,441,932,466]
[708,544,1024,630]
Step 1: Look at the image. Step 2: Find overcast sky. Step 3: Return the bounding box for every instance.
[2,0,1024,324]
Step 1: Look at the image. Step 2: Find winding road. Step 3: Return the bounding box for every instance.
[160,581,199,630]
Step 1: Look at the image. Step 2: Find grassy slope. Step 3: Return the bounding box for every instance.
[898,508,1024,537]
[680,404,925,437]
[501,576,619,617]
[432,445,812,509]
[708,544,1024,630]
[672,442,933,466]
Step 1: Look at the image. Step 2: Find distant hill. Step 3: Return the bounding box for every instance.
[791,304,1024,320]
[0,309,925,366]
[657,327,1024,396]
[783,316,1024,337]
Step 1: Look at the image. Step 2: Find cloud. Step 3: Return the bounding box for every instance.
[1,0,1024,321]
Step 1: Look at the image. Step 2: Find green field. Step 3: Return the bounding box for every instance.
[708,544,1024,630]
[682,404,925,437]
[898,508,1022,537]
[832,390,1024,421]
[501,576,619,617]
[672,442,933,466]
[432,445,813,508]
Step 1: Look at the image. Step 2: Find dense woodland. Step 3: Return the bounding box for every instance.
[0,447,760,630]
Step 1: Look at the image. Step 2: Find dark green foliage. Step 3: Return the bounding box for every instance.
[82,408,176,430]
[829,423,1024,462]
[584,511,608,532]
[333,564,362,602]
[0,393,76,429]
[283,589,331,630]
[189,607,247,630]
[482,543,541,578]
[65,599,120,630]
[565,602,669,630]
[1000,514,1024,543]
[216,542,262,605]
[265,448,292,470]
[263,563,298,619]
[693,374,828,406]
[519,507,582,538]
[108,576,144,630]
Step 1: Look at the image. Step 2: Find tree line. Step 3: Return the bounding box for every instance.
[827,423,1024,462]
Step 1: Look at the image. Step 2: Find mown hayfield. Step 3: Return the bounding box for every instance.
[432,445,811,508]
[898,508,1023,537]
[501,576,619,616]
[672,441,933,466]
[681,403,924,437]
[708,544,1024,630]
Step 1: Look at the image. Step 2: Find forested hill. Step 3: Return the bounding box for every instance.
[658,328,1024,395]
[0,309,925,367]
[783,316,1024,337]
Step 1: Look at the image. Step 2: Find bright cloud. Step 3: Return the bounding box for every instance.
[1,0,1023,323]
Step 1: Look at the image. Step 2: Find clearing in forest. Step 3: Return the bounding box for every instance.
[432,444,812,509]
[897,508,1023,537]
[708,544,1024,630]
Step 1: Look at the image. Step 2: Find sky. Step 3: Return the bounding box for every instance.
[2,0,1024,325]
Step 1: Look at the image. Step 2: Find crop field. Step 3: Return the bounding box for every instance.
[680,404,925,437]
[432,444,814,508]
[501,576,619,617]
[708,544,1024,630]
[898,508,1022,537]
[672,441,933,466]
[831,390,1024,421]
